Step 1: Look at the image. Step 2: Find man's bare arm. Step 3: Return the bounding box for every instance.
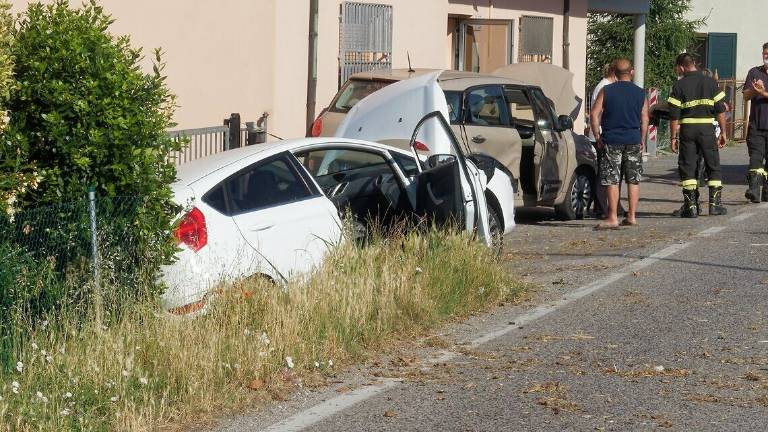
[590,89,604,143]
[640,99,649,151]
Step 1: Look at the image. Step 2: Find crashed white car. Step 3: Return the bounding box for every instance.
[161,72,515,314]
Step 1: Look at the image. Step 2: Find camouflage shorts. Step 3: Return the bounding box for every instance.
[599,144,643,186]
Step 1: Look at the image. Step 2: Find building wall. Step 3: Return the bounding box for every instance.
[10,0,589,137]
[687,0,765,81]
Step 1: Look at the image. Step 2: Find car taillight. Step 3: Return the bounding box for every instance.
[174,207,207,252]
[414,141,430,151]
[311,117,323,137]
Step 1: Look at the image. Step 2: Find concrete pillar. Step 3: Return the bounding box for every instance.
[633,14,646,88]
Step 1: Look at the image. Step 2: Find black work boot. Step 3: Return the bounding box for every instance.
[679,189,698,218]
[762,175,768,202]
[745,172,761,203]
[694,188,703,216]
[709,186,728,216]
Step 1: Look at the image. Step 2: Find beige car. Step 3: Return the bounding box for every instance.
[311,67,598,220]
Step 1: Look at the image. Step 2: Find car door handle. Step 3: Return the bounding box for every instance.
[472,135,486,144]
[249,224,274,232]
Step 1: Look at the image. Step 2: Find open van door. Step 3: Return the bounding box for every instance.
[335,72,490,245]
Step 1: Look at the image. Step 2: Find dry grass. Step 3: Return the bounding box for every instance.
[0,228,520,431]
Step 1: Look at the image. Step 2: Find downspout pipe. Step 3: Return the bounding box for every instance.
[305,0,319,136]
[562,0,570,70]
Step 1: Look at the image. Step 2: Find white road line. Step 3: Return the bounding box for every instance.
[730,212,755,223]
[258,240,696,432]
[697,226,727,237]
[260,380,400,432]
[261,211,760,431]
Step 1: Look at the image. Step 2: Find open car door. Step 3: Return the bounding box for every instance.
[335,71,491,246]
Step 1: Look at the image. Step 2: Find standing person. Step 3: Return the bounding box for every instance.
[590,59,649,229]
[589,63,616,218]
[668,53,729,218]
[743,42,768,203]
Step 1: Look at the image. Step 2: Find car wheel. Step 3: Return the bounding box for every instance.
[555,170,593,221]
[488,205,504,258]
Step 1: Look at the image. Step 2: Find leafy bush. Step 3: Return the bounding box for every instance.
[2,0,181,297]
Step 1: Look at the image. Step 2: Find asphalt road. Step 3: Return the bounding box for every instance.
[209,145,768,432]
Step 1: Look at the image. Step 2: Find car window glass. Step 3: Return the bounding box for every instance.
[213,155,313,215]
[298,149,389,177]
[392,152,420,177]
[202,184,227,214]
[503,87,534,121]
[444,91,462,124]
[330,79,391,113]
[464,86,509,127]
[295,148,395,194]
[530,89,556,130]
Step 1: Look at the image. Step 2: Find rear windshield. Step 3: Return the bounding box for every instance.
[329,79,392,113]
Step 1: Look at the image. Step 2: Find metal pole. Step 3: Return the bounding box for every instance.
[88,187,102,327]
[562,0,570,70]
[633,14,646,88]
[306,0,319,136]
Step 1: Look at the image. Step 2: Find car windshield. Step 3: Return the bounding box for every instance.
[330,79,392,113]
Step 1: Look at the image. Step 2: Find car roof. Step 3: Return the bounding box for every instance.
[174,138,412,187]
[347,68,530,90]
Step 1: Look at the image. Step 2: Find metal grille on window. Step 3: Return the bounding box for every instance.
[339,2,393,86]
[518,16,553,64]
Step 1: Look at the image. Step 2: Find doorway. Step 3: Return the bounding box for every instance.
[452,19,514,74]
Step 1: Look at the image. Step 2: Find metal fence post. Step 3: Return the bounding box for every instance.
[88,187,102,327]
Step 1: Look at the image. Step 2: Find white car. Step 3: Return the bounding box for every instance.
[161,72,515,314]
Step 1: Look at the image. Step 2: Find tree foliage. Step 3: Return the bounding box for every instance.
[587,0,704,91]
[1,0,182,297]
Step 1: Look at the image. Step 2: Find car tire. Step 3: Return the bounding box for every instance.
[488,204,504,258]
[554,169,594,221]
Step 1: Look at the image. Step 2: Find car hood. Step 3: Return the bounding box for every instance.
[493,63,582,120]
[334,70,455,155]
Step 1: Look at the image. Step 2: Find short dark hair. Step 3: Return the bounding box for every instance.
[763,42,768,51]
[675,53,696,68]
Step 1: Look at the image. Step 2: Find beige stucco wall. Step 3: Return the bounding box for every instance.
[10,0,589,137]
[687,0,766,81]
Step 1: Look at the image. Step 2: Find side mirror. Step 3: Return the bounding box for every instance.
[557,115,574,132]
[427,154,456,169]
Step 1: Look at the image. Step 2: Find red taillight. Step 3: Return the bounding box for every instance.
[311,117,323,137]
[174,207,207,252]
[414,141,430,151]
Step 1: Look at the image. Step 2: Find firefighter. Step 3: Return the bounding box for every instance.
[668,53,729,218]
[742,42,768,203]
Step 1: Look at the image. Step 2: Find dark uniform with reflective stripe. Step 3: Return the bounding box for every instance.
[668,71,727,216]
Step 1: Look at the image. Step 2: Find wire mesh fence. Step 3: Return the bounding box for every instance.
[0,192,150,319]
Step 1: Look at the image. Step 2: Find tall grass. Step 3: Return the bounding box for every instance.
[0,228,520,431]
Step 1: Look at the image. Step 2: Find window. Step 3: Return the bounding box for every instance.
[452,19,514,73]
[504,87,534,121]
[329,79,391,113]
[297,149,388,178]
[464,86,510,127]
[392,152,420,177]
[444,91,463,124]
[203,154,314,215]
[340,2,393,86]
[519,16,553,63]
[529,89,556,130]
